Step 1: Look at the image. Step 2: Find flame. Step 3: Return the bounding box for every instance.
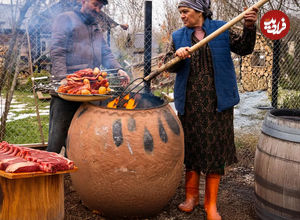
[107,94,137,109]
[123,94,130,108]
[126,98,137,109]
[107,98,119,108]
[124,94,130,100]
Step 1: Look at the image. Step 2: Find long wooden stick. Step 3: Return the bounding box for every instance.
[144,0,270,82]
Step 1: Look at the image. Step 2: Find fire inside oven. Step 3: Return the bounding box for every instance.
[93,92,167,110]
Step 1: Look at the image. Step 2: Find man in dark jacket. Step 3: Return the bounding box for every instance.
[48,0,129,153]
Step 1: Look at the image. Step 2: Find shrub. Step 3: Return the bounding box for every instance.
[17,69,51,91]
[281,94,300,109]
[279,55,300,91]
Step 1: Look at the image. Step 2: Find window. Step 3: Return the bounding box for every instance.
[251,51,265,67]
[41,41,46,52]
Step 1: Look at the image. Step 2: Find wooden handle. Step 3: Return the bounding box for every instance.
[144,0,269,82]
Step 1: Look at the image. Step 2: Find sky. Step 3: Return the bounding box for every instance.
[152,0,165,20]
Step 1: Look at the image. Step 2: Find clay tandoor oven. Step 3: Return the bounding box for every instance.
[67,93,184,218]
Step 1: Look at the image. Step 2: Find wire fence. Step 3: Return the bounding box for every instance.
[0,1,299,145]
[238,25,300,110]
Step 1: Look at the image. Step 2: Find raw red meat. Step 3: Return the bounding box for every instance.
[0,141,74,173]
[0,157,27,170]
[23,149,74,173]
[5,161,40,173]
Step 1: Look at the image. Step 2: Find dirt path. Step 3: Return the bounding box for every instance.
[64,136,258,220]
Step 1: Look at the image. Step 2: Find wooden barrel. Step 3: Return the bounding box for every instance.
[254,109,300,220]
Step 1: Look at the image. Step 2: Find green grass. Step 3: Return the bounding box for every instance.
[4,115,49,144]
[278,87,300,109]
[11,109,36,116]
[13,90,50,109]
[1,90,50,144]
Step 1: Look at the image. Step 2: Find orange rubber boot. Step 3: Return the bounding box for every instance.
[204,174,222,220]
[178,170,200,212]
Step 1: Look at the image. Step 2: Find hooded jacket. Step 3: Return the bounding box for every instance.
[50,10,121,80]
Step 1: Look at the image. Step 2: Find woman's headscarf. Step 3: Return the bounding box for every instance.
[178,0,212,19]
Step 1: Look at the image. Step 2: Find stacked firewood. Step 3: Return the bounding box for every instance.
[239,32,273,93]
[0,46,8,71]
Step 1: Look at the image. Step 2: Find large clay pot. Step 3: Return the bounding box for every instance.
[67,95,184,218]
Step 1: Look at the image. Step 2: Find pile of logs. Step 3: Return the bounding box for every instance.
[0,45,8,73]
[239,31,273,93]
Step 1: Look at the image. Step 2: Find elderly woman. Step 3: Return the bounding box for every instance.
[165,0,258,219]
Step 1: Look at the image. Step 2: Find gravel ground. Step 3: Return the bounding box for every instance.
[64,137,259,220]
[63,91,268,220]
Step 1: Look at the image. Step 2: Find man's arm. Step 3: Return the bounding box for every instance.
[50,14,71,80]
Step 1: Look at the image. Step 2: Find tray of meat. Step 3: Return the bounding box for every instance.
[56,68,116,102]
[57,92,113,102]
[0,141,77,179]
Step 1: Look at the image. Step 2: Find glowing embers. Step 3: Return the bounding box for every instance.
[107,94,137,109]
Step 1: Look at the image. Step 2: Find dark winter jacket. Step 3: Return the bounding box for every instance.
[50,10,121,80]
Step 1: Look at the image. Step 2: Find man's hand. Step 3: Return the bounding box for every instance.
[118,69,130,87]
[244,7,258,29]
[60,78,68,85]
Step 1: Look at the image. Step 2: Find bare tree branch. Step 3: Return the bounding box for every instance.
[0,0,35,93]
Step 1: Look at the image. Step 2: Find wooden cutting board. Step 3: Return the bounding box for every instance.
[0,166,78,179]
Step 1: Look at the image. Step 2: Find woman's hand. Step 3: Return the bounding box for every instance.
[118,69,130,87]
[244,7,258,29]
[120,24,129,30]
[175,47,191,59]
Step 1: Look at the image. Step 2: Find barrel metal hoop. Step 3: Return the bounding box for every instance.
[256,145,300,165]
[255,201,290,220]
[255,173,300,199]
[255,196,296,220]
[255,192,300,218]
[261,117,300,143]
